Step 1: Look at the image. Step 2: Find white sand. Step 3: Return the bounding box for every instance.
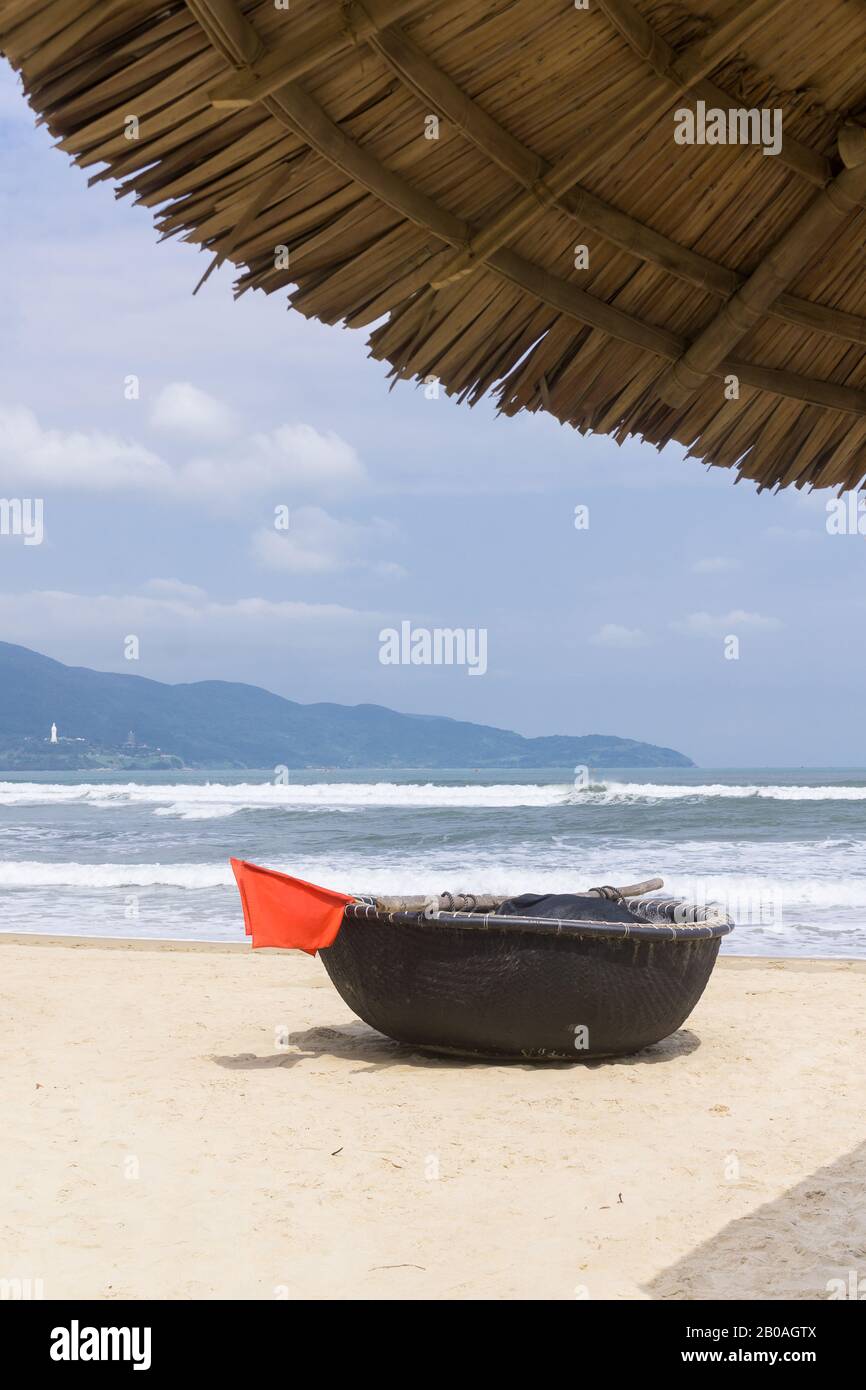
[2,936,865,1301]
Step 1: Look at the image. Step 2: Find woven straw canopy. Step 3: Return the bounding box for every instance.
[3,0,866,491]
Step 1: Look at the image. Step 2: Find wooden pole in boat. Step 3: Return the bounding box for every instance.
[586,878,664,899]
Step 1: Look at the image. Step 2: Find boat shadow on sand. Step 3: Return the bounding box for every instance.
[213,1022,701,1073]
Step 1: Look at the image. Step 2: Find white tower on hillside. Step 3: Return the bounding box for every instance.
[50,722,58,744]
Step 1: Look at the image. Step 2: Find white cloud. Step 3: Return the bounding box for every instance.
[590,623,650,649]
[691,555,737,574]
[143,578,208,601]
[0,586,378,652]
[252,507,402,576]
[150,382,237,441]
[673,610,781,636]
[0,401,365,505]
[0,404,170,490]
[227,422,366,498]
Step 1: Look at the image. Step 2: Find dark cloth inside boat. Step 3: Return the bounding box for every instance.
[494,893,635,924]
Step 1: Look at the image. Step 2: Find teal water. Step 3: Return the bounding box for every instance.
[1,767,864,956]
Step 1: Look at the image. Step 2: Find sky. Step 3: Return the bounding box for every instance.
[1,61,864,768]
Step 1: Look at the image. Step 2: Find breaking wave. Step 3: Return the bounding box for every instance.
[0,780,572,815]
[1,777,866,818]
[1,860,866,912]
[572,781,866,803]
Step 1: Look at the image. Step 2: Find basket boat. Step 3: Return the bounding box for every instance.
[320,883,733,1061]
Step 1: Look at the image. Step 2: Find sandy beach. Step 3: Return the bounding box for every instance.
[2,935,865,1302]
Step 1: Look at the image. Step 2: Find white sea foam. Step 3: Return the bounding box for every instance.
[574,781,866,803]
[0,780,572,815]
[1,859,865,912]
[0,861,234,889]
[2,777,866,817]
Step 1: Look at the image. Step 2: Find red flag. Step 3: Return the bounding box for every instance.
[230,859,353,955]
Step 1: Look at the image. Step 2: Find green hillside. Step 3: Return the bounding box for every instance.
[0,642,694,770]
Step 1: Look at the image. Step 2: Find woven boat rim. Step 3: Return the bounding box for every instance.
[343,901,734,941]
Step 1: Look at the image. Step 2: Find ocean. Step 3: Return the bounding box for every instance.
[1,767,864,957]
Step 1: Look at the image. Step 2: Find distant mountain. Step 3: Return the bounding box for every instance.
[0,642,694,769]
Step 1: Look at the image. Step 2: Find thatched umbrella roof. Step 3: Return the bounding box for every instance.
[3,0,866,491]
